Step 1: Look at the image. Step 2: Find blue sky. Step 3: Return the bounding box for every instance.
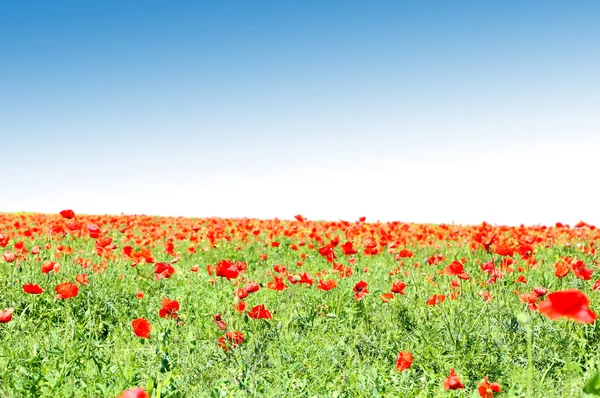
[1,1,599,225]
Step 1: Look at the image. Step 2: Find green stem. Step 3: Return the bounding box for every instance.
[527,319,533,396]
[565,320,572,395]
[438,301,457,350]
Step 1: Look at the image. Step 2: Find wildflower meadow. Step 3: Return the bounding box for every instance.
[2,211,600,397]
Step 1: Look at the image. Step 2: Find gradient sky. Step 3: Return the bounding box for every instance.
[1,1,599,226]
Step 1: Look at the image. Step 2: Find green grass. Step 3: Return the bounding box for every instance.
[1,215,600,397]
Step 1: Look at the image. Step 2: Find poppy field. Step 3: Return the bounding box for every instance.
[2,212,600,397]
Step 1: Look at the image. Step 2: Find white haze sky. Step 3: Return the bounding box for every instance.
[1,1,599,226]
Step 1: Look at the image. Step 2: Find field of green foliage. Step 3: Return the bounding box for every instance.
[2,212,600,397]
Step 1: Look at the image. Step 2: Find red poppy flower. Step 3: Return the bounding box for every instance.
[233,301,246,313]
[493,242,514,257]
[273,264,287,273]
[443,368,464,390]
[0,308,14,323]
[66,220,82,232]
[477,376,501,398]
[154,262,175,280]
[60,209,75,219]
[380,293,395,302]
[214,313,227,330]
[533,287,548,297]
[23,283,43,294]
[217,331,245,351]
[391,280,406,295]
[538,289,597,324]
[317,279,337,291]
[396,351,413,372]
[594,280,600,291]
[131,318,151,338]
[247,304,272,320]
[123,246,133,256]
[96,236,114,248]
[397,249,414,258]
[0,234,9,248]
[54,282,79,299]
[426,294,446,305]
[118,387,149,398]
[234,287,249,299]
[445,260,470,280]
[75,273,89,286]
[50,223,64,235]
[318,243,337,262]
[572,260,593,280]
[41,261,60,274]
[267,275,288,291]
[555,261,570,278]
[3,251,15,263]
[353,280,369,301]
[287,272,313,286]
[86,223,101,239]
[519,292,539,305]
[159,298,180,319]
[341,241,358,255]
[519,292,539,310]
[164,241,175,254]
[216,259,239,280]
[136,291,144,299]
[244,281,260,294]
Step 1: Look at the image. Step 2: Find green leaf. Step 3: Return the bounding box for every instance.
[584,371,600,395]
